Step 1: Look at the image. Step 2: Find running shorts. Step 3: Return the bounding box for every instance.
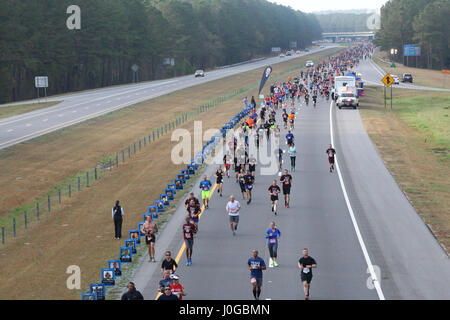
[245,184,253,191]
[145,234,155,244]
[229,215,239,223]
[328,157,334,164]
[201,190,211,199]
[271,195,278,202]
[301,272,313,284]
[283,187,291,195]
[184,239,194,250]
[251,277,263,287]
[249,165,256,172]
[216,178,223,184]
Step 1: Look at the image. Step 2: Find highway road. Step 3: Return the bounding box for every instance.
[0,46,335,150]
[129,56,450,300]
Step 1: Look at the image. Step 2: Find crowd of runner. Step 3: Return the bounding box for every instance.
[148,43,375,301]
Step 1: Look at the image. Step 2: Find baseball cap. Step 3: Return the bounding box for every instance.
[172,275,179,280]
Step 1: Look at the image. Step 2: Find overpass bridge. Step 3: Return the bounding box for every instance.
[322,31,375,42]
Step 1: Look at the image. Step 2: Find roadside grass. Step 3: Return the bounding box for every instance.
[0,47,343,225]
[0,101,62,119]
[359,86,450,252]
[373,49,450,90]
[0,46,346,299]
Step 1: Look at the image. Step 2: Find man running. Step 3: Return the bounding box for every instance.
[186,199,201,231]
[199,175,212,209]
[214,165,224,197]
[288,112,295,130]
[268,179,281,215]
[226,195,241,236]
[280,169,293,208]
[298,248,317,300]
[248,250,266,300]
[182,216,197,266]
[326,144,336,173]
[282,111,288,129]
[285,130,294,147]
[277,147,284,171]
[244,170,255,205]
[266,222,281,267]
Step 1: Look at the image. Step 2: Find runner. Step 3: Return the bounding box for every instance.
[288,142,297,172]
[141,215,158,262]
[248,250,266,300]
[214,165,224,197]
[282,111,288,130]
[199,175,212,209]
[182,216,197,266]
[244,170,255,205]
[248,155,257,178]
[224,153,231,178]
[298,248,317,300]
[238,169,246,200]
[285,130,294,147]
[184,192,200,208]
[186,199,201,231]
[326,144,336,173]
[280,169,293,208]
[277,147,284,171]
[226,195,241,236]
[268,179,281,215]
[288,112,295,130]
[265,221,281,267]
[170,275,187,300]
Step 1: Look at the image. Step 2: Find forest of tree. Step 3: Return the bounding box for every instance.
[314,13,371,33]
[0,0,322,104]
[375,0,449,69]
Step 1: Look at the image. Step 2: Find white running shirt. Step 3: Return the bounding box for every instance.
[226,200,241,216]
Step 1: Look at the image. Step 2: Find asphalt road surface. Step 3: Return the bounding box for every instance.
[0,46,335,150]
[130,58,450,300]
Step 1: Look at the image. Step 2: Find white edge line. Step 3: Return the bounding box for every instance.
[329,100,385,300]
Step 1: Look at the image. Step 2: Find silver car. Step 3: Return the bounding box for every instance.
[195,70,205,77]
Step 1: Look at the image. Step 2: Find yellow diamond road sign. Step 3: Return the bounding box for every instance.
[381,74,394,87]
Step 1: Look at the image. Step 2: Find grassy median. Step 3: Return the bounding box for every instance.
[0,101,62,119]
[0,46,345,299]
[360,86,450,252]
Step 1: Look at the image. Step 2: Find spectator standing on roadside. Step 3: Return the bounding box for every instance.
[121,282,144,300]
[112,200,124,239]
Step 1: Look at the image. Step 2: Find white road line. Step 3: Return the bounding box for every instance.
[72,110,77,113]
[329,100,385,300]
[43,118,48,122]
[7,129,13,132]
[25,123,31,127]
[58,114,63,117]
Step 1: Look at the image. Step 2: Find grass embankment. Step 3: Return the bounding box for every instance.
[360,86,450,252]
[0,46,345,299]
[0,101,62,119]
[373,49,450,90]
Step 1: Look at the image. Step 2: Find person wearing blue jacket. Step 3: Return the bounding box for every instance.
[265,221,281,267]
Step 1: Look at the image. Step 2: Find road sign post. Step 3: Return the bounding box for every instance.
[381,74,394,111]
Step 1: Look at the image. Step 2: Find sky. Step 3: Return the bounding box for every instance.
[267,0,389,13]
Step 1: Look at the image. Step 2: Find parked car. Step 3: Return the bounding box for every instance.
[392,75,400,84]
[296,50,301,54]
[306,60,314,67]
[286,51,292,56]
[279,53,286,58]
[401,73,413,83]
[194,70,205,77]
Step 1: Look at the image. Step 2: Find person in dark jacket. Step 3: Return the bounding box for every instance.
[121,282,144,300]
[157,286,178,300]
[112,200,124,239]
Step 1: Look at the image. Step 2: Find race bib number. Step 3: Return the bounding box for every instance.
[250,277,256,284]
[303,267,310,274]
[185,233,191,239]
[270,238,277,244]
